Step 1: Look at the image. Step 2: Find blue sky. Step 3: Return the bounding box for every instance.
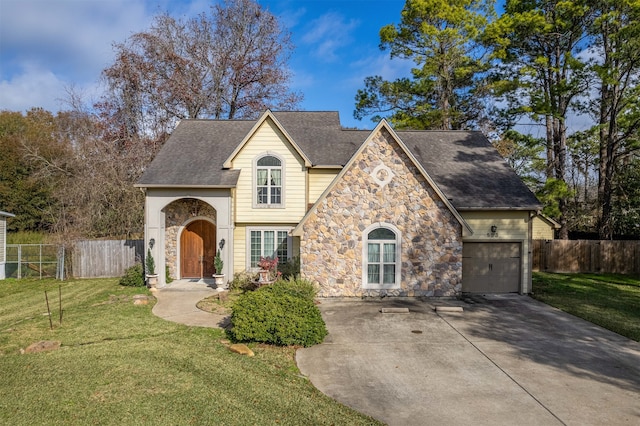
[0,0,416,129]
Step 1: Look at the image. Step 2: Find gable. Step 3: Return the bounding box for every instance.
[295,123,464,297]
[293,121,471,237]
[233,117,308,223]
[224,111,311,168]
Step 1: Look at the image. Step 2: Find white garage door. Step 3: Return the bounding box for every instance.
[462,242,521,293]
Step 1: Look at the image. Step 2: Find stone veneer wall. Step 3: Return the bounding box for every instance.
[164,199,217,279]
[299,128,462,297]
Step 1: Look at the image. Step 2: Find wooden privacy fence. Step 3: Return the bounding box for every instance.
[72,240,144,278]
[533,240,640,274]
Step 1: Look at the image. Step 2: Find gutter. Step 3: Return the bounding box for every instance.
[134,184,237,189]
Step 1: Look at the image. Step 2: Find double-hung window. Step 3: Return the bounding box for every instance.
[256,155,282,206]
[249,229,289,268]
[363,225,401,289]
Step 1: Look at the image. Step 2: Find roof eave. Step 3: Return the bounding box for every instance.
[456,206,542,211]
[134,184,236,189]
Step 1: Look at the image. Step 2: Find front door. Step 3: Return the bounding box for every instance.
[180,220,216,278]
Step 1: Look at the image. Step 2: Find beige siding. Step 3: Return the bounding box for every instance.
[461,210,533,293]
[232,118,307,223]
[233,225,247,273]
[309,169,339,204]
[532,216,555,239]
[233,224,299,273]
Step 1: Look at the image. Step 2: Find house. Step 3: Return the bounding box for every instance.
[136,111,542,296]
[532,214,559,240]
[0,211,15,280]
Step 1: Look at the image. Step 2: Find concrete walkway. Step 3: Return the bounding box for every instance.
[151,283,640,425]
[151,279,229,328]
[297,295,640,426]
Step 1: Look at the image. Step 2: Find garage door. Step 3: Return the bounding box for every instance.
[462,242,521,293]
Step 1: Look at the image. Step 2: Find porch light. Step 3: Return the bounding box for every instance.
[149,238,155,249]
[219,239,225,249]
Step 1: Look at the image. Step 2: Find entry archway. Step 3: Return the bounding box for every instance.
[180,220,216,279]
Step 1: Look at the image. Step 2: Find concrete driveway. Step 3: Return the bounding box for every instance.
[296,295,640,425]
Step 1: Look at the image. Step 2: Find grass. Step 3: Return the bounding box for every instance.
[6,231,50,244]
[532,272,640,342]
[0,278,381,425]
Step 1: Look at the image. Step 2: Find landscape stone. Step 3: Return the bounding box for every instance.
[24,340,61,354]
[229,343,254,357]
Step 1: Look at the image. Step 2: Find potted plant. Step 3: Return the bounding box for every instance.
[145,248,158,288]
[257,256,279,284]
[212,249,227,289]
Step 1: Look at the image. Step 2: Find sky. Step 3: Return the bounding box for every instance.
[0,0,418,130]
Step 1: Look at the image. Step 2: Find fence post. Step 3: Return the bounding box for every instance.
[17,245,21,279]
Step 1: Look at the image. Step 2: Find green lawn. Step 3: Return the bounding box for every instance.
[532,272,640,342]
[0,278,380,425]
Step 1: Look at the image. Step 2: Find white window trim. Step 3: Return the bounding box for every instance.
[362,223,402,290]
[246,227,292,271]
[253,152,285,209]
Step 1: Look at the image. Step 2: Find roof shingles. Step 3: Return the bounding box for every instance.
[136,111,540,210]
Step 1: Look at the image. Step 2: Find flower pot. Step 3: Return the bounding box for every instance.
[146,274,158,289]
[258,269,271,283]
[213,274,227,290]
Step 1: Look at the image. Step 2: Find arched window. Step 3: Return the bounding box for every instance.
[255,155,283,206]
[363,224,401,289]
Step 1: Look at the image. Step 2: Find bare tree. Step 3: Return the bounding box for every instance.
[100,0,301,139]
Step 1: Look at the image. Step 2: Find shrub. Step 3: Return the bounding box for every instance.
[145,249,155,275]
[270,277,317,301]
[230,272,258,291]
[228,279,326,347]
[120,263,145,287]
[279,256,300,280]
[165,265,173,284]
[214,249,224,274]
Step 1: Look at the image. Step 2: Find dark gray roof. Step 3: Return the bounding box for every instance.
[397,131,541,210]
[272,111,363,165]
[136,119,249,187]
[136,111,540,210]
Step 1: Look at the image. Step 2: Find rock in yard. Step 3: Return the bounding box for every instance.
[133,294,154,306]
[229,343,254,357]
[23,340,61,354]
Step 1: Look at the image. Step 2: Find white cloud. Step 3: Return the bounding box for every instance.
[0,66,63,112]
[0,0,154,112]
[343,52,413,94]
[301,12,359,62]
[0,62,102,112]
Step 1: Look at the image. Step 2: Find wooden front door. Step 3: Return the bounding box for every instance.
[180,220,216,279]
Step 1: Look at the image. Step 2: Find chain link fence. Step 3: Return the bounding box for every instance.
[5,244,65,280]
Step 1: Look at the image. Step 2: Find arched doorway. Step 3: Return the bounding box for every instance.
[180,220,216,279]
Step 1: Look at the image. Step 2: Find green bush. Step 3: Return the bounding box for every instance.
[230,271,258,291]
[145,249,155,275]
[165,265,173,284]
[270,277,317,301]
[119,263,145,287]
[228,279,326,347]
[279,256,300,279]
